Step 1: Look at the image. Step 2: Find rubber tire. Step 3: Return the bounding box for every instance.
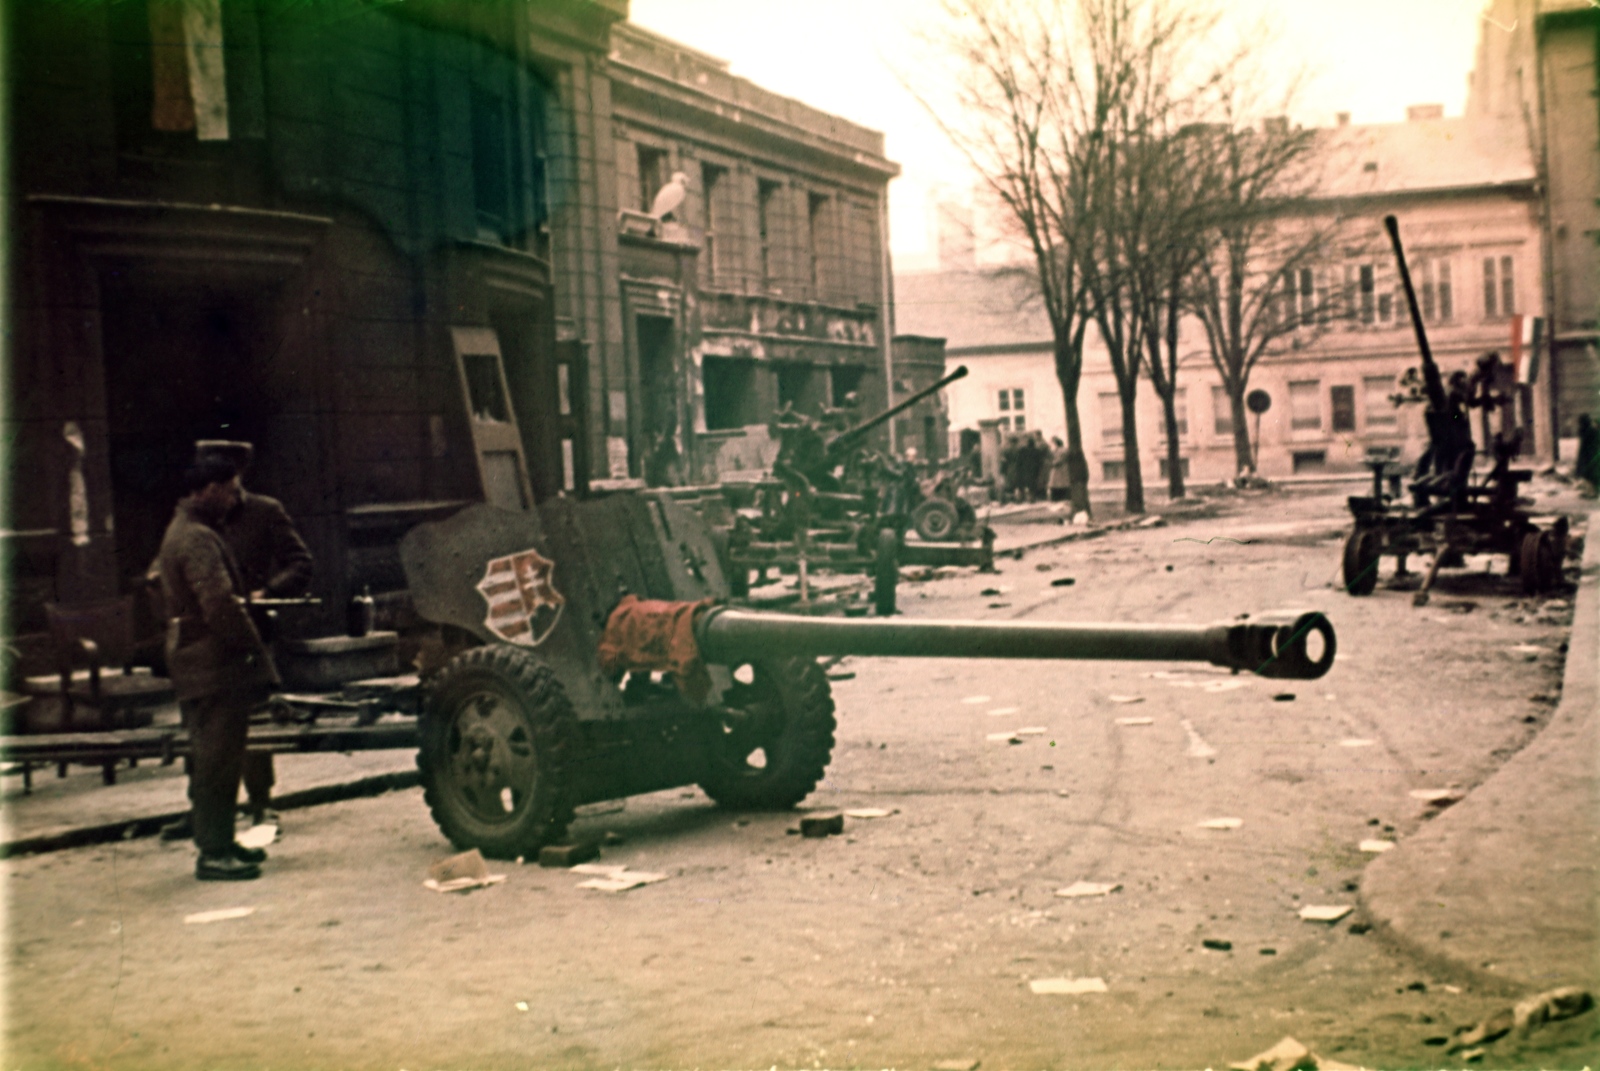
[697,657,836,810]
[912,499,960,542]
[418,645,577,860]
[873,527,900,617]
[1342,528,1381,596]
[1521,530,1558,594]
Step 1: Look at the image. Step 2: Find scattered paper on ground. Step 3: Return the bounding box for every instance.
[1507,644,1545,655]
[1201,679,1248,693]
[1359,839,1395,853]
[1055,881,1122,898]
[1148,671,1188,679]
[1180,719,1217,759]
[575,867,669,893]
[844,808,896,819]
[962,695,992,704]
[1230,1035,1356,1071]
[1299,904,1353,923]
[1409,787,1464,804]
[236,824,277,849]
[185,907,256,925]
[1115,716,1154,726]
[424,848,506,893]
[515,1001,529,1012]
[1339,739,1375,748]
[1016,726,1048,736]
[1107,694,1145,704]
[1199,817,1243,830]
[986,731,1021,743]
[1030,976,1107,995]
[986,706,1019,716]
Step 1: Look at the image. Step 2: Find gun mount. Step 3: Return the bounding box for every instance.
[396,497,1338,859]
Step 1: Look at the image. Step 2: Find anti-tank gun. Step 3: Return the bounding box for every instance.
[1341,216,1568,603]
[400,494,1336,859]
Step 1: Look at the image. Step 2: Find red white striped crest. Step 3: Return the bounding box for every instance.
[477,547,565,647]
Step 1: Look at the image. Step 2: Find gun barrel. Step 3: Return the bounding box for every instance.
[1384,215,1444,408]
[695,607,1336,680]
[831,365,970,449]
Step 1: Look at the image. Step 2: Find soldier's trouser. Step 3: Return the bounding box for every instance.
[242,750,275,809]
[184,691,254,855]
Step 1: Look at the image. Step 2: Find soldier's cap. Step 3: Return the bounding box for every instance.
[194,440,254,470]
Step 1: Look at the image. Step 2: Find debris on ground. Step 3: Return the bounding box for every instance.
[986,731,1022,744]
[932,1060,981,1071]
[1054,881,1122,898]
[235,824,277,849]
[1202,939,1233,951]
[1051,577,1076,587]
[1272,693,1296,702]
[184,907,256,925]
[1015,726,1048,736]
[1115,716,1154,726]
[1358,840,1395,853]
[1229,1035,1360,1071]
[1029,976,1107,994]
[987,602,1012,608]
[962,695,992,704]
[570,863,668,892]
[1409,787,1465,806]
[514,1001,529,1012]
[1199,817,1243,830]
[1339,739,1375,748]
[980,587,1009,596]
[1072,511,1089,526]
[843,808,896,819]
[1448,1008,1514,1052]
[1513,985,1594,1033]
[1108,694,1145,704]
[425,849,506,893]
[799,813,845,837]
[1138,515,1164,528]
[1298,905,1353,923]
[986,706,1020,716]
[538,841,600,868]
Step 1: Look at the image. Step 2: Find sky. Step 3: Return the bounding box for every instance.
[628,0,1492,265]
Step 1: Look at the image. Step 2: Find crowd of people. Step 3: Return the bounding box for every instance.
[998,430,1072,503]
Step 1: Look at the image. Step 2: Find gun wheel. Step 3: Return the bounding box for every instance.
[418,645,577,859]
[1520,530,1558,595]
[698,657,836,810]
[1342,528,1381,596]
[912,499,960,542]
[873,527,900,617]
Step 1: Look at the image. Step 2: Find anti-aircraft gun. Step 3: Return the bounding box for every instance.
[400,493,1336,859]
[718,365,979,615]
[1341,215,1568,603]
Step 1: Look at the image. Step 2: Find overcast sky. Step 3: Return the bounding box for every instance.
[628,0,1491,264]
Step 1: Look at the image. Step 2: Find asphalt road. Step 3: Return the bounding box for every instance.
[4,486,1588,1070]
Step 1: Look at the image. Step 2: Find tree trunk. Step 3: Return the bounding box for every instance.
[1160,394,1185,498]
[1119,391,1145,514]
[1230,388,1254,475]
[1055,332,1092,518]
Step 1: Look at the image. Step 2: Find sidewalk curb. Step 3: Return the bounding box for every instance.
[1358,512,1598,995]
[0,769,420,859]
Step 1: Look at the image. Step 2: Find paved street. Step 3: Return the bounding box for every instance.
[4,485,1593,1070]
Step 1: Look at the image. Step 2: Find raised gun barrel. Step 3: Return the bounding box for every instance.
[695,607,1336,680]
[827,365,970,456]
[1384,214,1445,411]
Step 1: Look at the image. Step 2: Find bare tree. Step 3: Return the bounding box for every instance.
[1186,104,1341,476]
[906,0,1104,516]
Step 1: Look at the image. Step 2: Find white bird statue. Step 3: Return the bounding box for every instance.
[649,171,690,220]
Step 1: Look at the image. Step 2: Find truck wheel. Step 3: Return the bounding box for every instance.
[1521,530,1557,594]
[418,645,577,859]
[698,657,836,810]
[873,527,900,617]
[911,499,959,542]
[1342,528,1381,595]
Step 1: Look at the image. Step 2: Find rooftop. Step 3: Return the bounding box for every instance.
[893,268,1052,352]
[1313,115,1535,199]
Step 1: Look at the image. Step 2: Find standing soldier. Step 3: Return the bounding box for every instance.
[196,440,314,827]
[158,453,279,880]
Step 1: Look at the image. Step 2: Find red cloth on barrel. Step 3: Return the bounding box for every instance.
[596,594,715,702]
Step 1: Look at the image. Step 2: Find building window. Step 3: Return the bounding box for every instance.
[807,192,829,298]
[1102,460,1124,481]
[997,388,1026,431]
[1292,450,1327,473]
[1483,255,1516,318]
[830,365,865,406]
[701,163,725,286]
[1363,375,1398,428]
[1284,268,1316,328]
[1416,257,1453,322]
[1158,457,1190,479]
[757,179,780,289]
[1098,392,1122,443]
[1378,290,1395,324]
[637,144,668,214]
[1289,380,1321,430]
[702,357,756,431]
[471,87,512,242]
[1358,265,1376,324]
[1211,385,1233,435]
[1330,385,1356,433]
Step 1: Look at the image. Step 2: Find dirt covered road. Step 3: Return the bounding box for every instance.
[5,487,1593,1070]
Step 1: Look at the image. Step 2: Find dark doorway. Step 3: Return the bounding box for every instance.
[636,315,680,485]
[100,274,278,588]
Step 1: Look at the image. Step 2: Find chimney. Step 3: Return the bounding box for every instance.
[1406,103,1444,121]
[1336,111,1351,127]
